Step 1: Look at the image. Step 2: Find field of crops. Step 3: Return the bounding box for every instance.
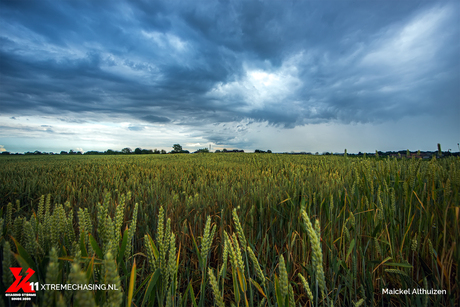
[0,154,458,306]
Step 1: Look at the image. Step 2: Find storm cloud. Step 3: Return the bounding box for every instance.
[0,0,458,153]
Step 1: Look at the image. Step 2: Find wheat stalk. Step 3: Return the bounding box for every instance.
[208,268,225,307]
[278,255,289,299]
[104,242,123,307]
[233,207,247,250]
[301,209,328,299]
[43,247,59,306]
[298,273,314,303]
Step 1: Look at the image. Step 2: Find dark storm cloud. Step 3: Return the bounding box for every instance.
[141,115,170,124]
[0,0,458,132]
[57,117,88,124]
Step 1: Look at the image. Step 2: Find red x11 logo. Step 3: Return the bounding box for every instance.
[5,268,36,293]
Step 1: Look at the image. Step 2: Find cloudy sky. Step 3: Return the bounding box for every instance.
[0,0,459,154]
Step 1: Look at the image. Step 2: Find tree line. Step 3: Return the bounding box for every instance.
[5,143,456,156]
[0,144,242,155]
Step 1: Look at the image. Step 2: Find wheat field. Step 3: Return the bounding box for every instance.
[0,153,458,306]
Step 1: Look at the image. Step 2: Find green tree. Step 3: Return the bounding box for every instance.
[173,144,183,153]
[134,148,142,154]
[122,147,132,154]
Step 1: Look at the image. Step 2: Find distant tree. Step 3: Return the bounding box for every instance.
[215,149,221,153]
[196,148,209,153]
[134,148,142,154]
[223,148,227,152]
[153,149,160,154]
[160,149,166,154]
[60,151,68,155]
[105,149,115,155]
[122,147,133,154]
[1,151,10,155]
[267,150,272,153]
[142,149,153,154]
[69,149,75,155]
[173,144,183,153]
